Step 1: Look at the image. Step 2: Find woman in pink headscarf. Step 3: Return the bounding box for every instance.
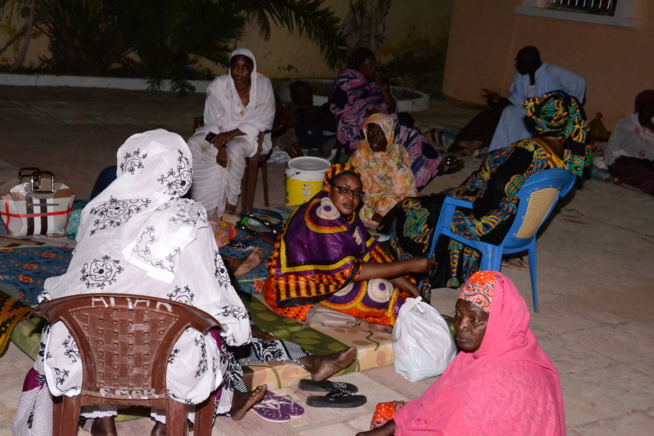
[357,271,566,435]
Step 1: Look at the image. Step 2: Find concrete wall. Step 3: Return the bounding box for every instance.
[443,0,654,129]
[0,0,453,80]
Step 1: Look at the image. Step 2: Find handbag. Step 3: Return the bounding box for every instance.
[0,168,75,237]
[393,297,457,382]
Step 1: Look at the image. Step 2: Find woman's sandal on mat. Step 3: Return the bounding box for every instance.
[306,389,367,408]
[298,379,359,394]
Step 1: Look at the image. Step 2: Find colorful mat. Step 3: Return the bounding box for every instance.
[0,291,33,357]
[0,246,74,306]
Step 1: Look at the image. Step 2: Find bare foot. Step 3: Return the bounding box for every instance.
[300,346,357,382]
[232,247,263,276]
[230,384,267,421]
[224,202,237,216]
[91,416,117,436]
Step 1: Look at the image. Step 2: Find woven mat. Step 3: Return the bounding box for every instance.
[0,246,74,306]
[0,291,32,357]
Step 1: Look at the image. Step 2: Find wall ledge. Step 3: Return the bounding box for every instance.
[0,73,212,93]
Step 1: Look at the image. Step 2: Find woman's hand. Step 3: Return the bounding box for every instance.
[375,73,397,112]
[392,276,420,298]
[356,420,396,436]
[454,194,476,202]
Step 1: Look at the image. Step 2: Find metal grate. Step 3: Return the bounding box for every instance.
[550,0,618,16]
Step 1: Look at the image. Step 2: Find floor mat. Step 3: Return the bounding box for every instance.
[0,246,74,306]
[244,295,394,389]
[0,291,32,357]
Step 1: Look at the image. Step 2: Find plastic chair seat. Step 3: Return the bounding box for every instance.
[32,293,221,436]
[423,168,576,312]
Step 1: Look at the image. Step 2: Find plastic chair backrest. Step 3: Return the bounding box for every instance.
[502,168,576,248]
[32,293,220,436]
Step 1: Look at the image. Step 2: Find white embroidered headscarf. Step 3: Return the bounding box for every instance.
[78,129,197,283]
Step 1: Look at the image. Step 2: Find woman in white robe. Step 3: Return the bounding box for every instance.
[14,129,252,435]
[188,48,275,216]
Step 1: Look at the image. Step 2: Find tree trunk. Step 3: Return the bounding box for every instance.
[342,0,391,59]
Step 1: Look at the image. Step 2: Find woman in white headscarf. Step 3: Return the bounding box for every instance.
[188,48,275,216]
[14,130,255,436]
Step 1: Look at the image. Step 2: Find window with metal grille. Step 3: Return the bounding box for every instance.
[516,0,637,28]
[550,0,618,16]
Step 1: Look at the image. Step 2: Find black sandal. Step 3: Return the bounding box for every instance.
[440,155,465,175]
[298,379,358,394]
[305,389,367,408]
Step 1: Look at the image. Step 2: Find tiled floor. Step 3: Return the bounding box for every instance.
[1,85,653,435]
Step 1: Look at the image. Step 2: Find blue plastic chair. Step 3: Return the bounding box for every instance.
[424,168,576,312]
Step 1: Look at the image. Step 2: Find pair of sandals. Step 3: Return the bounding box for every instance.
[299,379,367,408]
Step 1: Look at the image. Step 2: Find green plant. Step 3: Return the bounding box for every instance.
[1,0,346,96]
[114,0,346,96]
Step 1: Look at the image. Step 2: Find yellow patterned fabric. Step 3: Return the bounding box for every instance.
[349,114,418,226]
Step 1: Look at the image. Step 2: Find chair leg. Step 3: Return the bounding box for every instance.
[334,141,343,164]
[166,400,189,436]
[241,155,259,213]
[194,393,216,436]
[528,246,538,312]
[261,161,269,207]
[58,395,82,436]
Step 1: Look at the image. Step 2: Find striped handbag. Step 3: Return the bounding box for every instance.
[0,168,75,237]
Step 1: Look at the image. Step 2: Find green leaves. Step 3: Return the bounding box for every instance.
[2,0,347,96]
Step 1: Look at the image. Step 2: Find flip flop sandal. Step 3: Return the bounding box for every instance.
[236,217,279,245]
[265,392,305,418]
[441,155,465,175]
[298,379,359,394]
[305,389,367,408]
[246,209,283,226]
[251,396,292,423]
[502,257,529,271]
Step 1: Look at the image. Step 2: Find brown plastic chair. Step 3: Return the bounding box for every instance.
[193,116,269,212]
[32,293,221,436]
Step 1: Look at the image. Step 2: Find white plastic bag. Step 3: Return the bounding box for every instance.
[393,297,457,382]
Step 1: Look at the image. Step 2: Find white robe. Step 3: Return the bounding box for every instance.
[489,62,586,151]
[39,130,251,411]
[189,48,275,215]
[605,113,654,165]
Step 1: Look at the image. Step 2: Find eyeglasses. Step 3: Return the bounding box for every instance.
[330,183,365,200]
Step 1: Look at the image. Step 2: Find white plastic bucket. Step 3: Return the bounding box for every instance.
[285,156,331,206]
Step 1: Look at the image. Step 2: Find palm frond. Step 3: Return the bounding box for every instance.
[227,0,346,69]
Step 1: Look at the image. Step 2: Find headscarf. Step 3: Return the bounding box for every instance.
[523,90,590,176]
[54,130,199,288]
[347,47,375,70]
[393,271,565,435]
[635,89,654,114]
[229,48,260,109]
[322,162,361,191]
[363,113,395,145]
[458,270,494,313]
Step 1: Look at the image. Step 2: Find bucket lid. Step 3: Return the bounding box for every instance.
[287,156,331,173]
